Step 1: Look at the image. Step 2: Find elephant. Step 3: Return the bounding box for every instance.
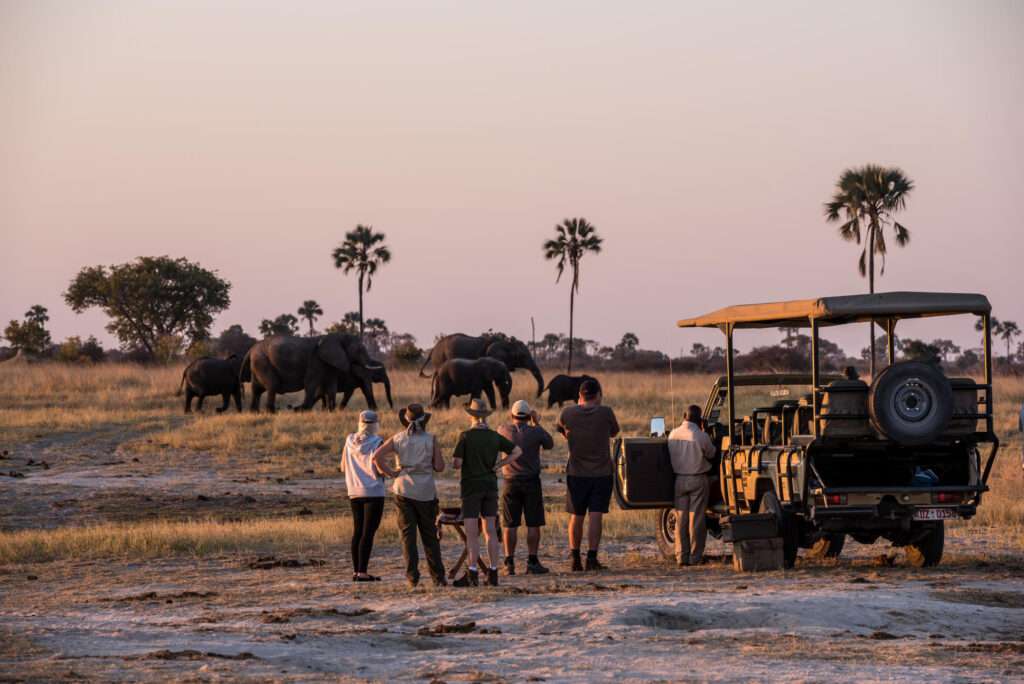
[239,333,382,413]
[177,355,245,414]
[430,358,513,410]
[419,333,544,397]
[314,360,395,411]
[543,374,599,408]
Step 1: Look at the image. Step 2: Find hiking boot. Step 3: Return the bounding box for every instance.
[570,551,584,572]
[585,555,606,572]
[504,556,516,576]
[487,568,499,587]
[526,559,550,575]
[407,576,420,589]
[453,569,479,587]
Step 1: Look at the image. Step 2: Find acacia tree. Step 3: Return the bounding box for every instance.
[824,165,913,378]
[3,305,52,355]
[64,257,230,356]
[332,225,391,338]
[259,314,299,337]
[297,300,323,336]
[543,217,603,373]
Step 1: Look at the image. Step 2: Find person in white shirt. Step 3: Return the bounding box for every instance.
[340,410,386,582]
[667,405,716,566]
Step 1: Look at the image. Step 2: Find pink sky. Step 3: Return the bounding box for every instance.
[2,1,1021,357]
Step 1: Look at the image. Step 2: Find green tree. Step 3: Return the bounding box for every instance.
[3,305,52,355]
[824,165,913,378]
[543,217,604,373]
[332,225,391,338]
[297,300,323,336]
[259,314,299,337]
[214,324,257,357]
[931,339,961,364]
[64,256,230,355]
[778,325,800,349]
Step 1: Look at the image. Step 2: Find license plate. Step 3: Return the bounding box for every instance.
[913,508,958,521]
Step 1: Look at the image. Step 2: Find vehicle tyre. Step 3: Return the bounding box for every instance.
[804,533,845,560]
[868,361,953,445]
[759,491,798,569]
[656,508,676,561]
[904,522,944,567]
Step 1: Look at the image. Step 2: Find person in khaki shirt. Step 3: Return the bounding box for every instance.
[667,405,716,566]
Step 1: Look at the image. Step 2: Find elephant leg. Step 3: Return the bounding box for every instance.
[196,395,206,412]
[360,381,377,411]
[216,393,230,413]
[184,388,195,414]
[500,390,510,410]
[233,389,243,412]
[265,390,277,413]
[340,388,355,409]
[483,385,497,410]
[250,383,264,412]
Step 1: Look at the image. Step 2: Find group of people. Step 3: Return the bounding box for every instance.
[339,377,717,586]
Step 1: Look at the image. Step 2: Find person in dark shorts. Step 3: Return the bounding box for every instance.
[497,399,554,575]
[452,398,522,587]
[557,378,620,571]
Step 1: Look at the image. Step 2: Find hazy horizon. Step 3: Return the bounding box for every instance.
[2,1,1022,358]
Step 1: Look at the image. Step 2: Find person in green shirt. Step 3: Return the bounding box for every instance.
[452,398,522,587]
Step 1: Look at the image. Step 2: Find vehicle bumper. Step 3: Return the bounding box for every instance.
[811,503,977,532]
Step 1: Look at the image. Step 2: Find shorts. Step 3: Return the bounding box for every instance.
[565,475,613,515]
[501,477,546,528]
[461,490,498,519]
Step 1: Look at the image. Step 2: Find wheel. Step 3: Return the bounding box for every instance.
[904,522,944,567]
[760,491,798,569]
[804,533,845,560]
[868,362,953,445]
[656,508,675,561]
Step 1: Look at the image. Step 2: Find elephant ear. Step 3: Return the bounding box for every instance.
[317,336,350,373]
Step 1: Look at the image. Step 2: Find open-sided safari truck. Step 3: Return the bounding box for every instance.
[614,292,999,570]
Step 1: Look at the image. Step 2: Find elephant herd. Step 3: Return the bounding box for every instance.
[177,331,582,416]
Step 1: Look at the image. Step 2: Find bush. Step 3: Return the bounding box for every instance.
[56,336,106,363]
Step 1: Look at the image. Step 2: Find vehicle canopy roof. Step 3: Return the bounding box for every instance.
[677,291,990,330]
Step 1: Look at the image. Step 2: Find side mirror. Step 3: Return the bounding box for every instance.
[650,416,666,437]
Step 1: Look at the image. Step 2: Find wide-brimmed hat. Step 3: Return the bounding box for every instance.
[464,397,494,418]
[358,410,378,424]
[398,403,431,428]
[510,399,532,419]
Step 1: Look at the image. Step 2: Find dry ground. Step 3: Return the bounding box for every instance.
[1,363,1022,682]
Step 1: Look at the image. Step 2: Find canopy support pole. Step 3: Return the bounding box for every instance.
[725,323,735,443]
[811,318,820,439]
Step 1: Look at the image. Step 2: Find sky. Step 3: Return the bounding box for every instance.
[2,0,1022,358]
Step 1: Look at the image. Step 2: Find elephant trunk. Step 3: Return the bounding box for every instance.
[528,362,545,398]
[383,372,394,409]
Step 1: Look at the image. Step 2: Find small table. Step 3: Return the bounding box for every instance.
[436,506,501,579]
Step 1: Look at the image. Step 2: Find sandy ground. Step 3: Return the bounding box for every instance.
[2,429,1023,682]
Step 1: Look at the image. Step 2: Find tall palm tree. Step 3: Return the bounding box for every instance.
[543,217,603,373]
[998,320,1020,368]
[296,300,323,337]
[825,165,914,378]
[332,225,391,338]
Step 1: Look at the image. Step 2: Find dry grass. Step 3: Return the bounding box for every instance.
[0,363,1020,563]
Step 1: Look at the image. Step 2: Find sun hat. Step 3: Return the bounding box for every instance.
[510,400,532,419]
[359,410,378,424]
[464,397,494,418]
[398,403,431,428]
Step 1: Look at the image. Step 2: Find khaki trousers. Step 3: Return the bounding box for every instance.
[394,496,446,583]
[674,474,709,565]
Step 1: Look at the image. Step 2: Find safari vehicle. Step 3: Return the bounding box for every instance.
[614,292,1000,568]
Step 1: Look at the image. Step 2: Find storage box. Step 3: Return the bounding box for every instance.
[732,537,785,572]
[721,513,779,542]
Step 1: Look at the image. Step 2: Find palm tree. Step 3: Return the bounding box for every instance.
[296,300,323,337]
[998,320,1020,368]
[332,225,391,338]
[543,217,603,373]
[825,165,914,378]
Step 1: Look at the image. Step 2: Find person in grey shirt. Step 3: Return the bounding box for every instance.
[667,405,716,566]
[497,400,554,575]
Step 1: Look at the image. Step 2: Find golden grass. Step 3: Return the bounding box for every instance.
[0,363,1020,563]
[0,508,660,565]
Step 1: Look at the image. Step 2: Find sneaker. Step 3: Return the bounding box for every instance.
[504,557,516,576]
[585,556,606,572]
[526,559,550,575]
[453,569,479,587]
[487,568,499,587]
[570,551,584,573]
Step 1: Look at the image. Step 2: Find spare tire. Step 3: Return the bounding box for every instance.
[868,361,953,445]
